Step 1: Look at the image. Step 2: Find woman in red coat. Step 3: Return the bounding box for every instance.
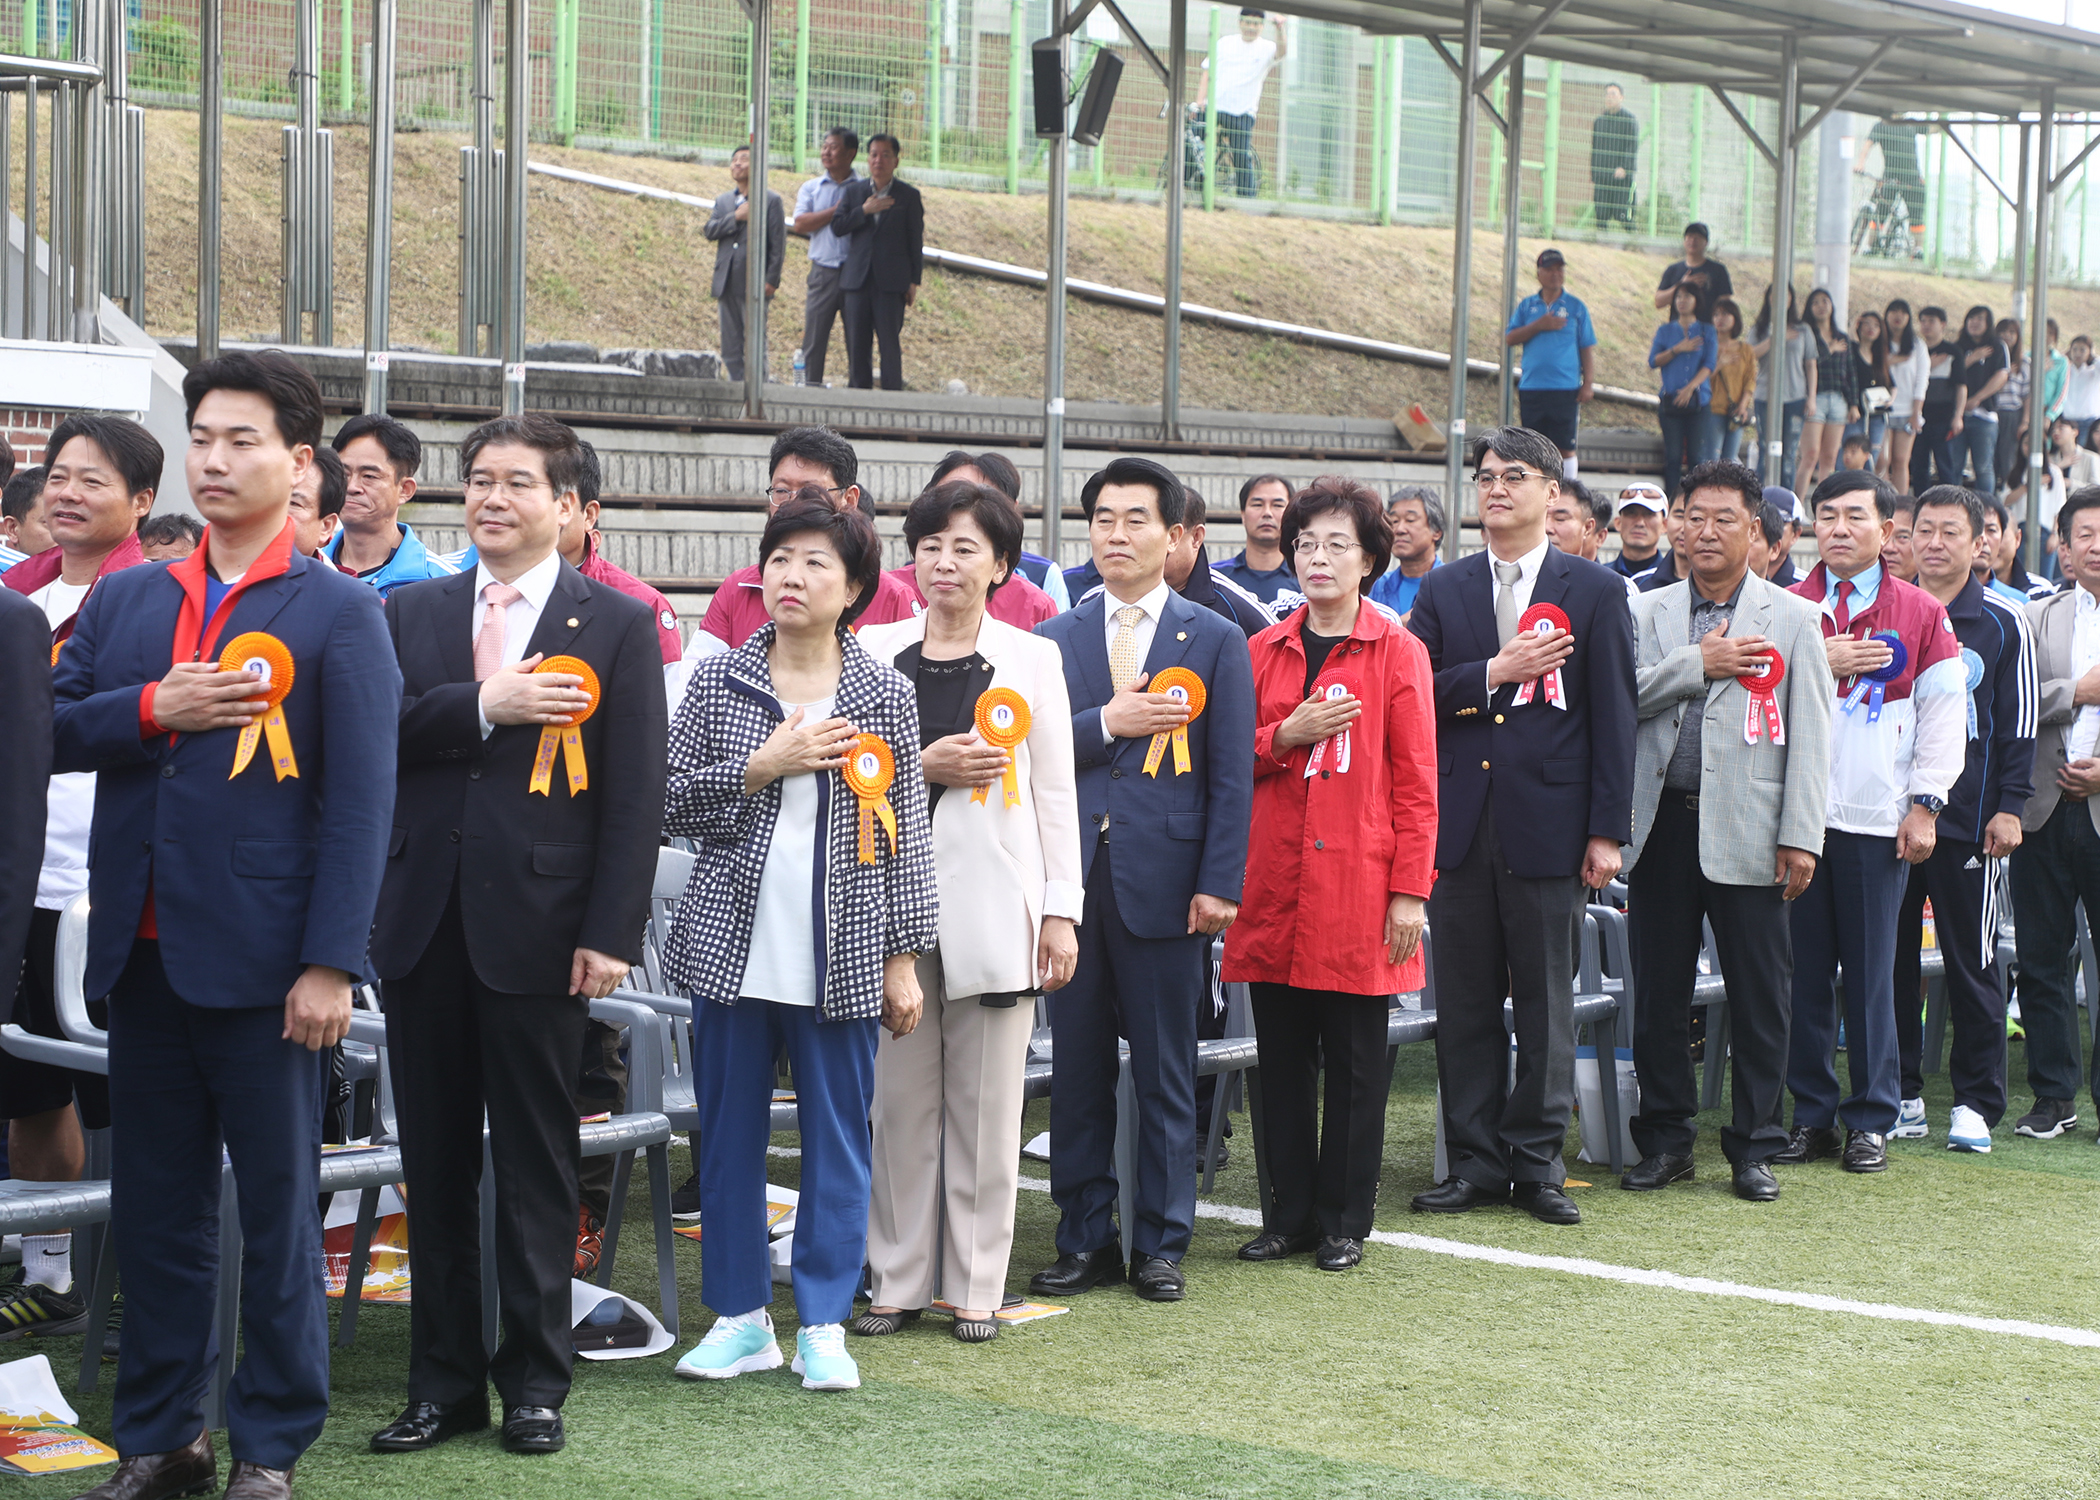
[1221,476,1438,1271]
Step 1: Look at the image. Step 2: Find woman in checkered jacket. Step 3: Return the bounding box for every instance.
[659,493,938,1394]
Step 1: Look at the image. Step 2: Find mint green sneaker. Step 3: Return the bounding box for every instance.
[675,1311,783,1381]
[791,1323,860,1391]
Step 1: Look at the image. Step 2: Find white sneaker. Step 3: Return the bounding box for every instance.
[1946,1104,1993,1154]
[791,1323,861,1391]
[675,1308,783,1380]
[1889,1097,1929,1139]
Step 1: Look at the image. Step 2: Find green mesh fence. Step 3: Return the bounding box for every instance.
[5,0,2100,285]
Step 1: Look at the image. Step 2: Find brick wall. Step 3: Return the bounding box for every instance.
[2,410,63,471]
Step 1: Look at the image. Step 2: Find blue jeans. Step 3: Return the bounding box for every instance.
[1758,399,1806,485]
[1955,409,2000,497]
[1843,411,1887,457]
[1718,420,1746,464]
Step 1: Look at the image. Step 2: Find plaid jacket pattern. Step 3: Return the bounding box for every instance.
[662,623,939,1020]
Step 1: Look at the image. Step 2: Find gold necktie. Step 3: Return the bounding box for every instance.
[1109,605,1144,692]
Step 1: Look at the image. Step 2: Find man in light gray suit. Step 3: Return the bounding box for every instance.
[1621,460,1834,1202]
[704,144,785,382]
[2010,486,2100,1142]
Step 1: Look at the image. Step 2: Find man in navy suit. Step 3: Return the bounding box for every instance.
[1406,426,1636,1225]
[53,352,398,1500]
[1030,456,1254,1302]
[831,132,924,392]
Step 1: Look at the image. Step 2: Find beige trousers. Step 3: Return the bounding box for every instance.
[866,949,1035,1312]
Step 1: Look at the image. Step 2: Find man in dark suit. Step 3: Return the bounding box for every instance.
[1030,456,1254,1303]
[54,351,398,1500]
[1406,425,1638,1225]
[368,413,667,1459]
[832,132,924,392]
[0,586,49,1038]
[703,144,786,382]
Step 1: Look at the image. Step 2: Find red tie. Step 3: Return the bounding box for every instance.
[1833,578,1853,636]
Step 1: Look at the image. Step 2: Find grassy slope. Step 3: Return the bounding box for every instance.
[12,1039,2100,1500]
[132,108,2100,434]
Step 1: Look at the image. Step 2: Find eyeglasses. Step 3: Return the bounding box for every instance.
[464,476,549,499]
[766,483,847,504]
[1474,467,1543,491]
[1292,537,1362,560]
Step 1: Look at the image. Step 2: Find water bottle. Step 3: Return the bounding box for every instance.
[792,347,806,387]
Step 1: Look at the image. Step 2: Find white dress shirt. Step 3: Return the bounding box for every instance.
[1099,576,1176,744]
[2071,585,2100,760]
[474,549,564,738]
[1482,537,1552,694]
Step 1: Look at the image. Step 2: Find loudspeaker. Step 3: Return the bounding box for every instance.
[1031,42,1066,137]
[1072,49,1122,147]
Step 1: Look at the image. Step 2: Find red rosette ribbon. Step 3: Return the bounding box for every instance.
[1740,649,1787,746]
[1303,680,1356,778]
[1510,602,1572,710]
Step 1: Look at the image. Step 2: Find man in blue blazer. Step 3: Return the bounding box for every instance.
[1406,426,1636,1226]
[53,352,397,1500]
[1030,456,1254,1302]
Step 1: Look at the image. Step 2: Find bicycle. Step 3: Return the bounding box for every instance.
[1850,166,1922,262]
[1156,105,1263,201]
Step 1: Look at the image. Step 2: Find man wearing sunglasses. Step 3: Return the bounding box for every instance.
[1609,483,1666,580]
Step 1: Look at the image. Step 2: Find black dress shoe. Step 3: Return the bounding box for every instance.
[1620,1152,1695,1191]
[1410,1178,1506,1214]
[1129,1253,1186,1301]
[1842,1129,1888,1173]
[1236,1227,1319,1262]
[1029,1247,1125,1297]
[1510,1182,1582,1225]
[70,1428,214,1500]
[1772,1125,1842,1164]
[1732,1160,1780,1201]
[1314,1236,1363,1271]
[370,1397,492,1453]
[222,1461,294,1500]
[500,1405,565,1455]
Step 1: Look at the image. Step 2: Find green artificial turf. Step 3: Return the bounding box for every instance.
[7,1035,2099,1500]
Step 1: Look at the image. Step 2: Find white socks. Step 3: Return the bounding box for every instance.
[21,1234,70,1293]
[1561,453,1581,479]
[724,1307,773,1333]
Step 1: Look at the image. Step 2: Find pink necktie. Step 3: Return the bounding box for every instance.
[473,582,523,681]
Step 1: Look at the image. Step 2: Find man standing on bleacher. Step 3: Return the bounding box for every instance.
[1621,460,1833,1204]
[53,352,398,1500]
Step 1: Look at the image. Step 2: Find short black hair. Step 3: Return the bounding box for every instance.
[1181,486,1209,530]
[137,513,203,549]
[1983,495,2016,535]
[768,425,858,492]
[903,480,1024,595]
[1841,431,1874,453]
[2,465,45,523]
[929,449,1022,501]
[823,126,861,155]
[1081,456,1186,526]
[1914,484,1984,539]
[1681,459,1764,516]
[311,444,347,519]
[0,441,14,491]
[1564,479,1611,531]
[1918,304,1948,322]
[1683,221,1711,241]
[460,412,588,500]
[577,439,602,509]
[1470,425,1565,479]
[1809,468,1897,521]
[867,132,902,158]
[1757,500,1789,547]
[46,413,164,498]
[182,349,323,451]
[1238,473,1292,510]
[332,412,423,480]
[1889,491,1917,518]
[2059,485,2100,540]
[759,491,886,628]
[730,143,751,159]
[1282,476,1393,592]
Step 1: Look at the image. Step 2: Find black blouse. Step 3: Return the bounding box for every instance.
[908,648,992,815]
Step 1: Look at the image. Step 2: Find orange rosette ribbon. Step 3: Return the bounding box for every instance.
[218,633,299,781]
[842,733,899,864]
[1142,667,1206,778]
[970,686,1031,807]
[528,655,601,797]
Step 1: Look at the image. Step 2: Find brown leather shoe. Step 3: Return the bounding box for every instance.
[70,1429,215,1500]
[222,1461,294,1499]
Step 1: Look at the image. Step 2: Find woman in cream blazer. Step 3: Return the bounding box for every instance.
[854,480,1083,1343]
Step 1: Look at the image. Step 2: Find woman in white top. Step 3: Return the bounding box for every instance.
[855,481,1083,1343]
[1880,298,1933,487]
[2064,334,2100,446]
[2008,413,2100,546]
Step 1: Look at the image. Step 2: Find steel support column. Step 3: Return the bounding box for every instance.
[363,0,398,413]
[1441,0,1480,563]
[1762,36,1799,488]
[1498,54,1523,427]
[1041,0,1071,569]
[2013,121,2031,321]
[746,0,771,418]
[199,0,222,360]
[500,0,528,415]
[1162,0,1185,443]
[2027,91,2055,576]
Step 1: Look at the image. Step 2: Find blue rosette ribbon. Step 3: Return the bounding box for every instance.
[1841,631,1908,724]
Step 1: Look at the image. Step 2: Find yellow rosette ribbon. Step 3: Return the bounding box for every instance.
[218,633,299,781]
[528,655,601,797]
[1141,667,1206,778]
[842,733,899,864]
[970,686,1031,807]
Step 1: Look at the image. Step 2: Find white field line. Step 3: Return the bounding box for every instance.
[1014,1175,2100,1349]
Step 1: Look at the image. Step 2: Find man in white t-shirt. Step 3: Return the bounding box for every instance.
[0,413,160,1343]
[1199,9,1285,198]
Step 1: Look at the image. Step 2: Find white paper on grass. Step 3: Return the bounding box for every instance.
[0,1354,79,1426]
[568,1280,674,1361]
